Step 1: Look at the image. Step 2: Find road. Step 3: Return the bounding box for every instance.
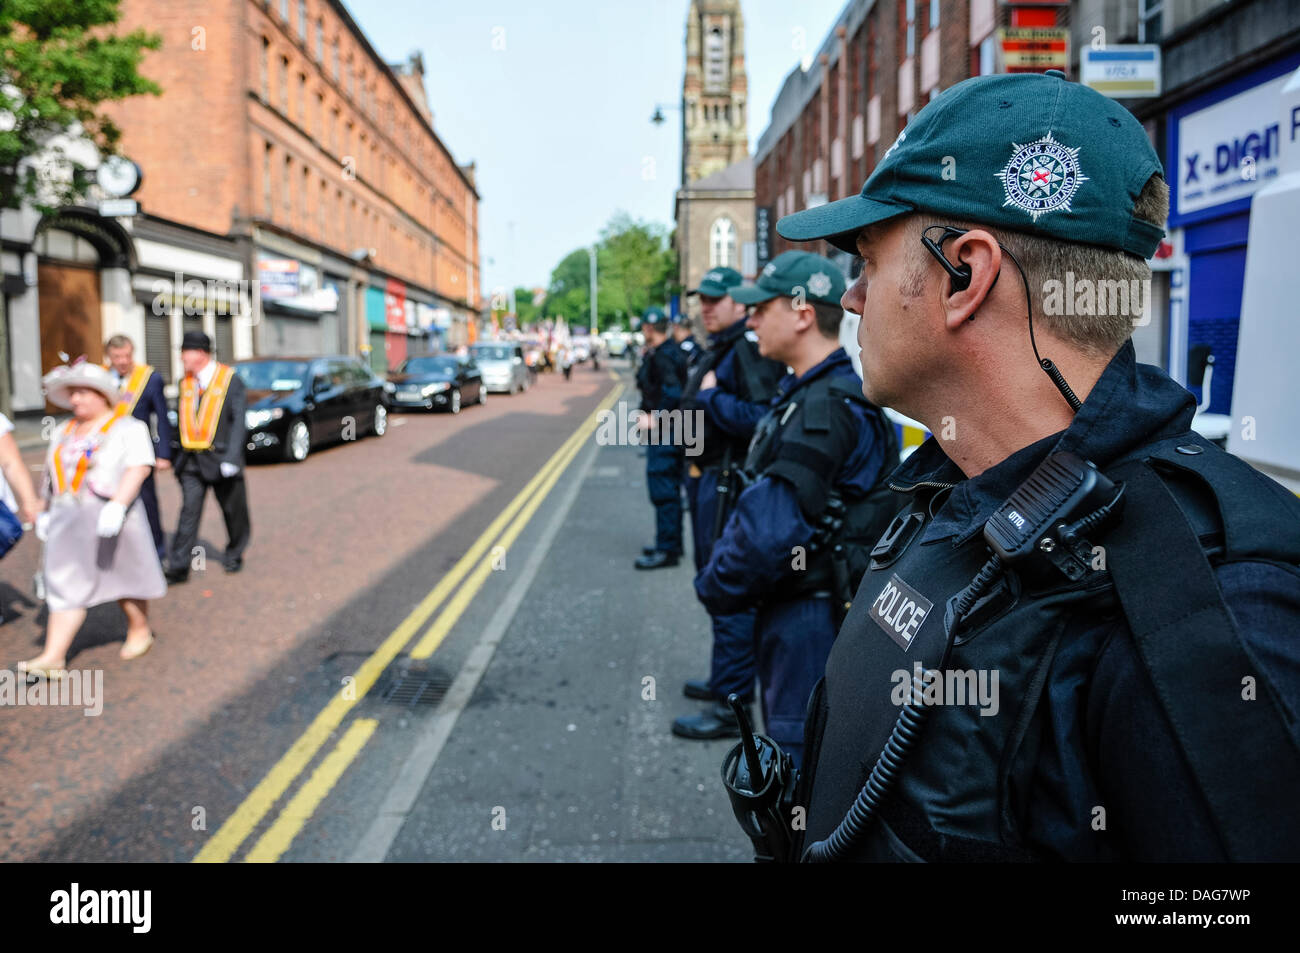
[0,360,748,863]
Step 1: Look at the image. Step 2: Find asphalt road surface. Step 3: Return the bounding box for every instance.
[0,360,749,863]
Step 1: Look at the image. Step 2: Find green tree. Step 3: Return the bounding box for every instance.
[513,286,544,327]
[0,0,161,415]
[545,247,592,326]
[541,212,678,332]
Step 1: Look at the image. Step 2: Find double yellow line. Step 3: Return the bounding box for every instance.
[195,383,623,863]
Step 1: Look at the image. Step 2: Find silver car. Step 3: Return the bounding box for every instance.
[470,343,530,394]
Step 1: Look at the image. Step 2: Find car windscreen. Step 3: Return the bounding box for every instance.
[236,361,311,391]
[471,346,511,362]
[398,356,459,375]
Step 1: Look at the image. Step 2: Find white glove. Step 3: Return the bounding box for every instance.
[96,501,126,538]
[219,462,240,479]
[35,512,50,542]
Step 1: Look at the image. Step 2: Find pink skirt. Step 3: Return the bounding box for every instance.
[44,494,167,612]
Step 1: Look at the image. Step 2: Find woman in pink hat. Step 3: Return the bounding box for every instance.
[16,360,166,680]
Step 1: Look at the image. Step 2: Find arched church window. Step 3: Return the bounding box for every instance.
[710,217,737,269]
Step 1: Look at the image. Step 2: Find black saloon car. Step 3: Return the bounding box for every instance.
[235,355,389,462]
[387,354,485,413]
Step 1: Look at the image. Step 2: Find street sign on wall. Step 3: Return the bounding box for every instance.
[755,206,772,269]
[1081,46,1161,98]
[1000,28,1069,73]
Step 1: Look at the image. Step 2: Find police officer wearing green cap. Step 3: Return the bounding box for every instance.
[695,250,898,766]
[769,70,1300,862]
[635,307,687,569]
[672,266,788,740]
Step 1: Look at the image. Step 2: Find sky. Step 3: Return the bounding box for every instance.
[347,0,848,298]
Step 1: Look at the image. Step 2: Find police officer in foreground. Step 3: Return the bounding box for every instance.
[634,308,686,570]
[673,267,788,740]
[759,70,1300,861]
[696,252,896,767]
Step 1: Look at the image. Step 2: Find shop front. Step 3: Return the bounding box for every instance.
[1167,52,1300,415]
[257,252,341,357]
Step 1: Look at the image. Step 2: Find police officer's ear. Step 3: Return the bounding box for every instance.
[940,229,1002,330]
[789,298,818,334]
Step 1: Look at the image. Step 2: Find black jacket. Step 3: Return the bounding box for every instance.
[173,367,247,482]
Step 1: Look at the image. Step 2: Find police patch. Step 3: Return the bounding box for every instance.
[869,573,933,651]
[995,132,1087,222]
[807,271,833,298]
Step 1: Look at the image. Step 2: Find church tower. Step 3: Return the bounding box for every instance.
[682,0,749,184]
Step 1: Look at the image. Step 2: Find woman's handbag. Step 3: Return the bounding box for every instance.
[0,499,23,558]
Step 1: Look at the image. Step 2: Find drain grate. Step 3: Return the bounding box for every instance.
[376,663,453,708]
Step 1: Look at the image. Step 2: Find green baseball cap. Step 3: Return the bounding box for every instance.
[641,306,669,327]
[688,267,743,298]
[729,251,846,307]
[777,70,1165,259]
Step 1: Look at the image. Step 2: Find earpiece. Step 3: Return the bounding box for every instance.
[921,226,973,293]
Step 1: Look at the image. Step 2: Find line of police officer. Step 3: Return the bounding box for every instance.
[632,260,901,768]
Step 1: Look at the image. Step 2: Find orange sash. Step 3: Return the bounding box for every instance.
[52,410,125,496]
[179,363,235,451]
[111,363,153,415]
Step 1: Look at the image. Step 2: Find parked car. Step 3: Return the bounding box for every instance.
[604,331,629,357]
[469,342,530,394]
[388,353,485,413]
[235,355,388,463]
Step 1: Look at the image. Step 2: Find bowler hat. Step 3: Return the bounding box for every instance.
[181,331,213,352]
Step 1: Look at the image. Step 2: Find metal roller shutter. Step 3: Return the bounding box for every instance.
[145,312,172,384]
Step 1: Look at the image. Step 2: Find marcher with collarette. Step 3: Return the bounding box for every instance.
[16,361,165,679]
[165,331,250,582]
[104,334,173,562]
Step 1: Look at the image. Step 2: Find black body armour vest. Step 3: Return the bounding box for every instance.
[799,432,1300,862]
[683,324,783,470]
[743,373,899,605]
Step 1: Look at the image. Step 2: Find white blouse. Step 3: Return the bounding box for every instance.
[44,414,156,501]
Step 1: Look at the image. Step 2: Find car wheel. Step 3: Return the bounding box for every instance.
[284,418,310,462]
[449,389,461,414]
[478,384,487,405]
[371,403,388,437]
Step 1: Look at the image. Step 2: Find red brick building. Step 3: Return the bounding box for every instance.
[105,0,481,371]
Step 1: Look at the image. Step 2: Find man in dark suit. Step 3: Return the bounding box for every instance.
[165,331,250,582]
[105,334,173,561]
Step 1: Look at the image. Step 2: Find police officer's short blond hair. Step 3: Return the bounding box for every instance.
[904,174,1170,357]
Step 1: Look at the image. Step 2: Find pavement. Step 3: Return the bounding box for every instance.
[0,359,751,862]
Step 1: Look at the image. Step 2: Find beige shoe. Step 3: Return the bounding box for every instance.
[119,634,155,661]
[16,659,67,681]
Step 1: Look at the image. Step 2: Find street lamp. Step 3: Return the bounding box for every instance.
[651,102,682,125]
[587,245,597,335]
